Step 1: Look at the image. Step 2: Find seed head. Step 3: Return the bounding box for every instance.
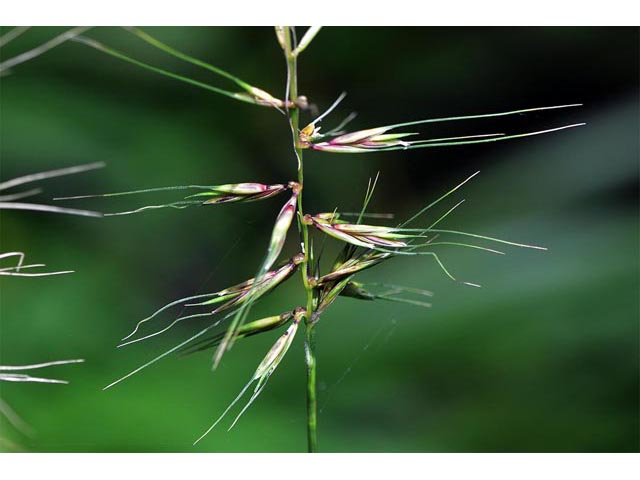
[318,251,391,284]
[338,281,377,301]
[253,308,303,379]
[262,186,300,273]
[196,183,288,204]
[238,311,295,337]
[304,213,408,250]
[194,254,304,311]
[306,127,416,153]
[179,310,296,355]
[120,255,304,345]
[58,181,291,216]
[317,276,352,313]
[243,86,294,109]
[300,104,583,153]
[193,307,306,442]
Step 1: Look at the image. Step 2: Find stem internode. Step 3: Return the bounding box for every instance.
[283,26,318,453]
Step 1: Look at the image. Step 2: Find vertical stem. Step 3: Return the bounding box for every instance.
[283,26,318,453]
[304,322,318,452]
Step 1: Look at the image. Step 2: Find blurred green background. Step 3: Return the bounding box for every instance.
[0,27,638,452]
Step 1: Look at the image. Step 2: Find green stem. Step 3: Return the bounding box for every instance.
[304,323,318,452]
[283,26,318,453]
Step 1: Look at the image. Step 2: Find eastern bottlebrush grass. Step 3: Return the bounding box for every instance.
[0,163,101,442]
[0,251,74,277]
[118,253,305,347]
[0,26,92,75]
[56,182,292,215]
[0,162,104,218]
[0,162,104,275]
[0,359,84,442]
[58,26,584,452]
[0,359,85,386]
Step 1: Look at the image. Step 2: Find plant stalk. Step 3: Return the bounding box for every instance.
[304,322,318,452]
[283,26,318,453]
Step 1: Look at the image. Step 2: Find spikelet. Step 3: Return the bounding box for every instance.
[193,308,305,443]
[57,182,290,216]
[301,105,584,153]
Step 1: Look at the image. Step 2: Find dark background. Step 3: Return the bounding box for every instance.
[1,27,638,452]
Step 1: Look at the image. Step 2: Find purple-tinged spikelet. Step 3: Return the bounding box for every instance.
[304,213,408,250]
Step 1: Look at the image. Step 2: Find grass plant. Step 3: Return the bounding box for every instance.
[56,26,583,452]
